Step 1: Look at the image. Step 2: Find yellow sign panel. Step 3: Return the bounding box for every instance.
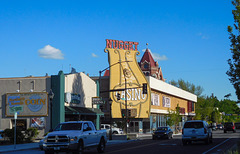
[5,92,48,117]
[105,39,151,118]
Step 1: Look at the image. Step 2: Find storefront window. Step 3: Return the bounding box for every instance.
[151,93,159,106]
[12,119,27,131]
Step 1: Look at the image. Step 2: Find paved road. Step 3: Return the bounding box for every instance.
[3,130,240,154]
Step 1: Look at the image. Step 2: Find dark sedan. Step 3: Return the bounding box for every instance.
[152,126,173,140]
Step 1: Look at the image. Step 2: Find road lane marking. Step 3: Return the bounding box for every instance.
[159,144,177,146]
[202,138,231,154]
[106,142,161,153]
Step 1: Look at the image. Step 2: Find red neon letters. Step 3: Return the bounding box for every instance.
[106,39,139,51]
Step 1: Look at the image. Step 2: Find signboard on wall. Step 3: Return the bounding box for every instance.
[163,96,171,108]
[105,39,151,118]
[65,93,81,104]
[31,117,45,129]
[5,92,48,117]
[151,93,159,106]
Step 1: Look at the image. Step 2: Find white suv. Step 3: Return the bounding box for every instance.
[182,120,212,145]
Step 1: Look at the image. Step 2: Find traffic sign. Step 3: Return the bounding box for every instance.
[92,97,104,105]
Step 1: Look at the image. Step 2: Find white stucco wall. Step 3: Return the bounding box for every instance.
[65,73,97,108]
[147,76,197,102]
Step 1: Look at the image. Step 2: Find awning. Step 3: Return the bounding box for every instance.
[65,106,104,116]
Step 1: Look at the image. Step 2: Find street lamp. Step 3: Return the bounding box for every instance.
[48,89,54,130]
[108,98,113,140]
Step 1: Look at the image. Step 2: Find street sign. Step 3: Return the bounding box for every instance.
[14,112,17,119]
[10,106,23,113]
[92,97,104,105]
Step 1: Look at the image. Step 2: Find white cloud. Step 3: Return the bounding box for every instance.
[197,32,209,40]
[91,53,98,58]
[38,45,64,59]
[142,48,168,61]
[152,53,168,61]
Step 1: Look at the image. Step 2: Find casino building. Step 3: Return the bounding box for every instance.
[99,40,197,133]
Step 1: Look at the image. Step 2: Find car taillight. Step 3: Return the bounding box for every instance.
[233,126,235,129]
[204,128,207,134]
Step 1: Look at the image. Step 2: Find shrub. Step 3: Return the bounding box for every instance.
[25,127,39,142]
[4,127,24,144]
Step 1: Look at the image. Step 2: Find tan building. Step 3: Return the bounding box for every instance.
[0,76,51,137]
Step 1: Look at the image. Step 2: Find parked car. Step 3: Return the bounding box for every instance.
[101,124,123,134]
[42,121,107,153]
[182,120,212,145]
[224,122,236,133]
[216,124,223,130]
[152,126,173,140]
[211,125,217,131]
[235,122,240,129]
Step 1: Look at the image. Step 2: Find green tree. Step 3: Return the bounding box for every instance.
[169,79,204,97]
[166,104,181,133]
[195,97,214,121]
[227,0,240,100]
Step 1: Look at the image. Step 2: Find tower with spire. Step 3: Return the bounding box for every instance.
[138,43,165,81]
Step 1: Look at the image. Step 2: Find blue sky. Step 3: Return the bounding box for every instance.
[0,0,237,100]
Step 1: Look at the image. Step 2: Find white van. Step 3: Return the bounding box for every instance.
[182,120,212,145]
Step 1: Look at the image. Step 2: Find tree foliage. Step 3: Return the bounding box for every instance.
[227,0,240,100]
[169,79,240,123]
[166,104,181,133]
[169,79,203,97]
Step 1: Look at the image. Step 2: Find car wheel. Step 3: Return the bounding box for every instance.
[210,134,213,143]
[182,140,187,146]
[97,138,105,153]
[224,130,227,133]
[73,140,84,154]
[205,136,210,145]
[152,136,156,140]
[233,130,236,133]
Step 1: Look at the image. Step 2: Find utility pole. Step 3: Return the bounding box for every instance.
[125,77,128,135]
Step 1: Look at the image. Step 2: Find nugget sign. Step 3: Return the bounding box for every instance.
[105,39,151,118]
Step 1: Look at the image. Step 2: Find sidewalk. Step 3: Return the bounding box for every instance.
[0,139,134,153]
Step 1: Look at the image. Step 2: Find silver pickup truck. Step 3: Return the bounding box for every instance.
[43,121,107,154]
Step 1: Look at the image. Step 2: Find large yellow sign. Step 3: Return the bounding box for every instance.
[5,92,48,117]
[105,39,151,118]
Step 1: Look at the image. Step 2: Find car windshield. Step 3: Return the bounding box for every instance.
[54,123,82,131]
[184,122,203,129]
[157,127,168,131]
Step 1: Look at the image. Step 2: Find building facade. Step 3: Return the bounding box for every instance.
[0,71,103,137]
[0,76,51,137]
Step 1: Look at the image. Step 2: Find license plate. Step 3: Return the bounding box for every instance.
[54,147,60,150]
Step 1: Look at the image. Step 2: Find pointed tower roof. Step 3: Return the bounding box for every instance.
[140,48,156,67]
